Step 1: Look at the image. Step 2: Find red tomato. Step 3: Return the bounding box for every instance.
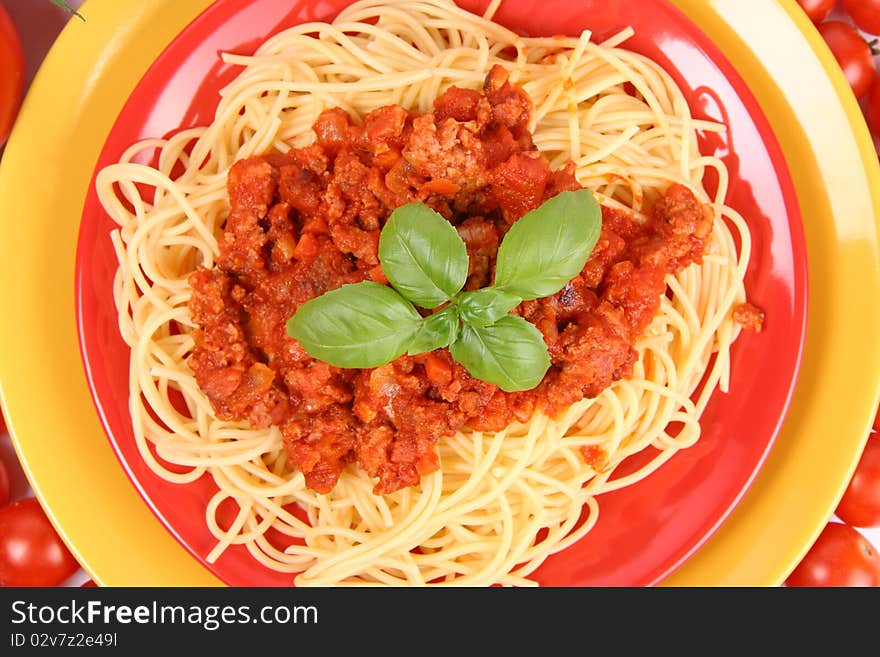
[81,579,97,587]
[0,457,9,507]
[843,0,880,35]
[0,4,24,147]
[868,75,880,137]
[0,497,80,587]
[836,435,880,527]
[1,408,7,503]
[818,21,877,99]
[786,522,880,586]
[796,0,836,24]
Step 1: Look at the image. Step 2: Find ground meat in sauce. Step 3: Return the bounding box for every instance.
[733,302,765,332]
[188,65,715,495]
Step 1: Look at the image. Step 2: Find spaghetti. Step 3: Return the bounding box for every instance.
[97,0,752,586]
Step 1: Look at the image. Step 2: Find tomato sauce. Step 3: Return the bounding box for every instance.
[189,65,714,494]
[733,302,765,333]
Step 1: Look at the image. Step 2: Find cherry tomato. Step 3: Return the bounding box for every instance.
[1,408,8,500]
[796,0,836,24]
[867,74,880,137]
[836,435,880,527]
[0,416,7,508]
[786,522,880,586]
[818,21,877,99]
[0,497,80,587]
[843,0,880,35]
[0,457,9,507]
[0,3,24,147]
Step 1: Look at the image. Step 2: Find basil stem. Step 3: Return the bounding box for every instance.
[408,305,460,355]
[455,288,521,327]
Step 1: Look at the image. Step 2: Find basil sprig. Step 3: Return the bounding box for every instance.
[286,189,601,392]
[455,288,521,327]
[408,305,460,355]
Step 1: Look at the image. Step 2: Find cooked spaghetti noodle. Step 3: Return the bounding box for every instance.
[97,0,752,586]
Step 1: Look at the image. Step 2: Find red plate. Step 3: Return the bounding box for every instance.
[75,0,807,586]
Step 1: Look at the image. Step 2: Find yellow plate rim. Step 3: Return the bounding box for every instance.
[0,0,878,586]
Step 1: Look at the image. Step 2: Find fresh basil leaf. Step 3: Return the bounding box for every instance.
[379,202,469,309]
[455,288,521,328]
[407,305,460,355]
[286,281,422,368]
[493,189,602,300]
[449,315,550,392]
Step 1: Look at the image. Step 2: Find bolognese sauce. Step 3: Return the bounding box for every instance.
[188,65,715,495]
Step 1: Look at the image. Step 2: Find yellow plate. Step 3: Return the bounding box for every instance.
[0,0,878,586]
